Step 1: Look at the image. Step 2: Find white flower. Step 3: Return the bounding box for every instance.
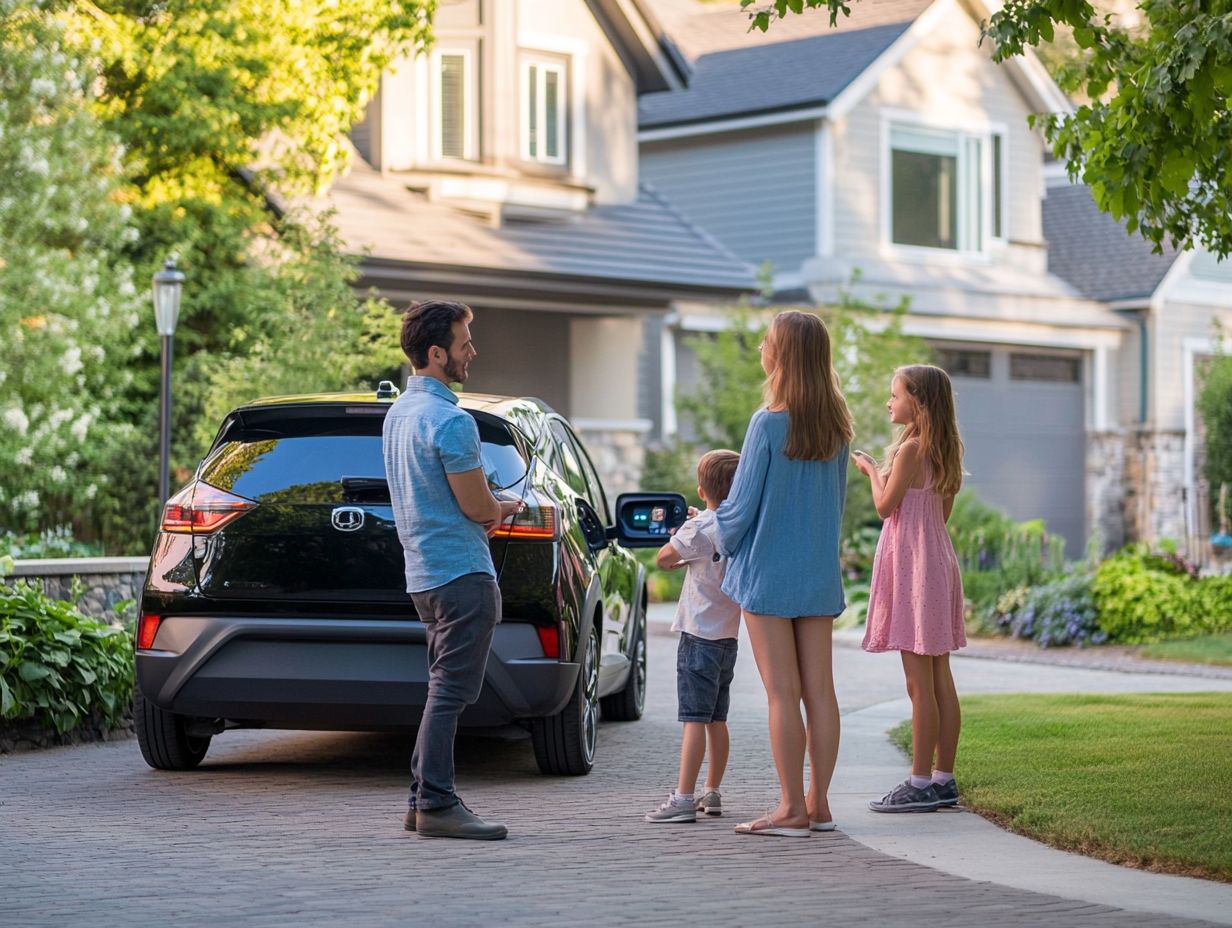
[63,345,83,375]
[30,78,56,98]
[49,465,67,483]
[14,447,33,466]
[48,407,74,429]
[3,407,29,435]
[28,157,49,177]
[84,484,98,500]
[14,490,38,510]
[122,226,139,243]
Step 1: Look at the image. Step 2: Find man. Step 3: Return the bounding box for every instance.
[382,300,521,840]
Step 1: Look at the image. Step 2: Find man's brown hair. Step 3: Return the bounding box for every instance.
[400,300,473,369]
[697,449,740,504]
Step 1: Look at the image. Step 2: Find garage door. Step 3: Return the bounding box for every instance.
[936,345,1086,557]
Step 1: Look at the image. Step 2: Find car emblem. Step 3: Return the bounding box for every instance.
[331,507,365,532]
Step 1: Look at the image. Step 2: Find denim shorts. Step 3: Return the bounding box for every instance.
[676,632,738,723]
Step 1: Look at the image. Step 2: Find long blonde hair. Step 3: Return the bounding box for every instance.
[763,311,854,460]
[880,364,965,497]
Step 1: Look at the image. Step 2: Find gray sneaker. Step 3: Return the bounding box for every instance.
[933,778,959,807]
[416,801,508,840]
[695,789,723,817]
[869,780,942,813]
[645,793,697,823]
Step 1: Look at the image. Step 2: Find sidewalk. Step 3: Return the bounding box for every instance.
[649,601,1232,925]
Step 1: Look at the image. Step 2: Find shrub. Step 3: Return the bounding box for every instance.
[948,491,1066,618]
[997,573,1106,648]
[1092,545,1232,643]
[2,527,102,560]
[0,581,133,734]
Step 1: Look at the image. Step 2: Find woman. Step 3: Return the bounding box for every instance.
[716,310,853,836]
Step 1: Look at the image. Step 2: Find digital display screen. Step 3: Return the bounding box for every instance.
[629,505,668,535]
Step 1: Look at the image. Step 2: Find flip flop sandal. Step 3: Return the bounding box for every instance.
[734,813,811,838]
[809,820,837,832]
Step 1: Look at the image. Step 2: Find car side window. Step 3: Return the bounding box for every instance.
[547,420,592,503]
[563,425,610,525]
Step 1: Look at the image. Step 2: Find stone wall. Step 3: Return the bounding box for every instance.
[573,421,650,500]
[1086,431,1128,554]
[9,557,149,620]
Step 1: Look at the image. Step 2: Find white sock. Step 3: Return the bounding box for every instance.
[674,791,695,804]
[909,774,932,790]
[932,770,955,785]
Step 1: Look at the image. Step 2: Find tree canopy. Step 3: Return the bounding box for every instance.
[742,0,1232,258]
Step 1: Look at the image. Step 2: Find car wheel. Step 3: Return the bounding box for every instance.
[134,682,211,771]
[532,620,599,775]
[601,597,646,722]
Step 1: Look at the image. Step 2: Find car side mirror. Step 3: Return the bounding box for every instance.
[609,493,688,548]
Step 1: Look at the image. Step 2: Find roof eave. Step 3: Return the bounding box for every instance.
[587,0,691,93]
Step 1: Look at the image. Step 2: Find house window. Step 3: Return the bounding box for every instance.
[889,124,1004,253]
[935,347,992,379]
[522,58,566,165]
[433,49,474,161]
[1010,352,1081,383]
[991,132,1005,241]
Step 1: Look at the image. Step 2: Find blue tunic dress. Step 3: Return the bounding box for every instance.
[714,409,848,618]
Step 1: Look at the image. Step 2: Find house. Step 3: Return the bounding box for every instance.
[325,0,757,495]
[1043,176,1232,561]
[635,0,1150,557]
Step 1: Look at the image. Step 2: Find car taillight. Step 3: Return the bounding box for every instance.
[137,613,162,649]
[536,624,560,659]
[161,480,257,534]
[496,498,557,540]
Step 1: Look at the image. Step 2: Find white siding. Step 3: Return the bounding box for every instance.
[640,123,817,277]
[1153,300,1232,430]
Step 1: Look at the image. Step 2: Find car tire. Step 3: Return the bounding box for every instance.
[531,621,599,776]
[134,682,211,771]
[600,596,646,722]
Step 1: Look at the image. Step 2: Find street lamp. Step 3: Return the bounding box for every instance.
[152,257,185,504]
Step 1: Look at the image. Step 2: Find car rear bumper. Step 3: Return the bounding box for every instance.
[136,616,577,729]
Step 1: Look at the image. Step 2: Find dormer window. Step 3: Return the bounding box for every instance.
[521,56,567,166]
[886,122,1007,254]
[432,47,476,161]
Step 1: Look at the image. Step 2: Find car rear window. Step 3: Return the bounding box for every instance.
[201,414,528,503]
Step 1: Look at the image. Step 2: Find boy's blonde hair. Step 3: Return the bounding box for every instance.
[697,449,740,504]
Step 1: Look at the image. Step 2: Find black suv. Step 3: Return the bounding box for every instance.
[134,385,684,776]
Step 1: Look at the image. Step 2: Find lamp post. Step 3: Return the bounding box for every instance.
[152,257,185,504]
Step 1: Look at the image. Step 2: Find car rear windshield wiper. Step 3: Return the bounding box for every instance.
[341,476,390,503]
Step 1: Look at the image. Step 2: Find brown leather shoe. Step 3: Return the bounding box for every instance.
[403,809,416,832]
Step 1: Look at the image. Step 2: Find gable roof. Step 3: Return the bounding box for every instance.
[323,155,756,304]
[639,0,932,129]
[1042,182,1179,304]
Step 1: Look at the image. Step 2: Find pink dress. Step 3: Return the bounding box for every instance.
[862,461,966,656]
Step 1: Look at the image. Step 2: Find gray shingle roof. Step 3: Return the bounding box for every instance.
[1042,182,1179,303]
[323,157,757,296]
[639,0,933,128]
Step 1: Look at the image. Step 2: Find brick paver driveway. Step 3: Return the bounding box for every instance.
[1,627,1223,928]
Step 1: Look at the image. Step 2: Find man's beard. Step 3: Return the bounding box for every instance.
[444,355,468,383]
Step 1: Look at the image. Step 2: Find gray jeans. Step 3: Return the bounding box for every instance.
[408,572,500,811]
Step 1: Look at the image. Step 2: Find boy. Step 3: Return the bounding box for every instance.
[645,449,742,823]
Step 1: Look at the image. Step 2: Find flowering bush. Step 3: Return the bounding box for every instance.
[1092,545,1232,643]
[0,2,143,543]
[1,527,101,560]
[996,573,1107,648]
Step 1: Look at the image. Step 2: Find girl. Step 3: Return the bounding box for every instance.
[853,364,966,812]
[716,310,853,837]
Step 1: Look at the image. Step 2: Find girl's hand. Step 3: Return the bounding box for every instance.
[851,450,876,476]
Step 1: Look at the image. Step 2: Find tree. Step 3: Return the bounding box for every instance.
[32,0,433,549]
[0,0,144,539]
[742,0,1232,258]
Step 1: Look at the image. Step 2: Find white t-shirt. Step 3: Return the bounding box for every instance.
[669,509,742,641]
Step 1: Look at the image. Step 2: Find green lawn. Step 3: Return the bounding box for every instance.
[1138,634,1232,667]
[890,693,1232,882]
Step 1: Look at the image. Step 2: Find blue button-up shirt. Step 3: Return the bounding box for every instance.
[714,409,848,618]
[382,377,494,594]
